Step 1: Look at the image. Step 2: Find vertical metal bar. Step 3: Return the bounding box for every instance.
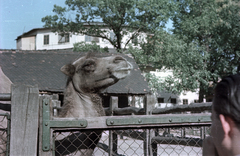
[152,129,159,156]
[200,127,203,139]
[143,95,155,156]
[52,130,56,156]
[181,127,186,138]
[108,96,118,156]
[42,98,51,151]
[200,126,206,139]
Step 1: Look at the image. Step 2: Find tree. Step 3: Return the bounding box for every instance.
[131,0,240,101]
[129,30,209,95]
[172,0,240,101]
[42,0,175,52]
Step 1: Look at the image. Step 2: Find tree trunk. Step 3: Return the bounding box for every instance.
[198,83,205,103]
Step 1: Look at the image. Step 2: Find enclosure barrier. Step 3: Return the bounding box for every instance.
[0,85,212,156]
[40,93,211,156]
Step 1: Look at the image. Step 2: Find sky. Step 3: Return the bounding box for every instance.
[0,0,66,49]
[0,0,173,50]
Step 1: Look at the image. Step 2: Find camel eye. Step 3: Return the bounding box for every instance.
[82,59,96,72]
[113,56,125,63]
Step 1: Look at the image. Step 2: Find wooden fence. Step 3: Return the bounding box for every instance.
[0,84,212,156]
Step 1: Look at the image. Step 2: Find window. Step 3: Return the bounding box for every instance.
[58,33,70,43]
[85,35,92,42]
[92,37,99,43]
[157,98,164,103]
[43,35,49,45]
[183,99,188,105]
[110,32,117,41]
[171,98,177,104]
[194,100,199,103]
[85,35,99,43]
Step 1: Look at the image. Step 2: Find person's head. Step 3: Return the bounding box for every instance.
[211,74,240,156]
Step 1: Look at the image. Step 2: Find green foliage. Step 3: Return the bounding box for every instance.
[130,0,240,99]
[73,41,109,53]
[42,0,175,51]
[128,31,210,94]
[132,0,240,99]
[171,0,240,99]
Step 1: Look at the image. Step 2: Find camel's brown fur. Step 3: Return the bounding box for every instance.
[59,53,132,118]
[56,53,132,156]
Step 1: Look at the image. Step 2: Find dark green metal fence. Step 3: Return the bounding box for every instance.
[52,126,211,156]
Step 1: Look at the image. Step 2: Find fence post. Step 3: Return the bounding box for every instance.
[39,95,54,156]
[181,128,186,138]
[109,96,118,156]
[200,126,206,139]
[144,94,156,156]
[10,84,39,156]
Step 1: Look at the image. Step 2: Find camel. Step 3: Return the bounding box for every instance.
[55,53,132,156]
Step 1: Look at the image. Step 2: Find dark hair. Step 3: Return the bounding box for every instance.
[214,74,240,124]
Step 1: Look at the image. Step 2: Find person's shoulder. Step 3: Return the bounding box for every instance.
[202,136,218,156]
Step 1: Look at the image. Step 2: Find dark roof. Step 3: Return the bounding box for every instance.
[16,28,49,40]
[16,23,108,40]
[0,50,150,95]
[16,23,143,41]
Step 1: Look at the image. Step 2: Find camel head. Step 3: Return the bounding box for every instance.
[61,53,132,93]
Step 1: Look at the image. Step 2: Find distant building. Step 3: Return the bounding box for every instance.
[16,25,143,50]
[150,70,200,107]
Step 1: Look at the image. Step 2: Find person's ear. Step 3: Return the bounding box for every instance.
[219,114,231,136]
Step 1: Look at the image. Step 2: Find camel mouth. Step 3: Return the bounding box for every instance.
[95,76,117,83]
[112,62,133,79]
[94,62,132,83]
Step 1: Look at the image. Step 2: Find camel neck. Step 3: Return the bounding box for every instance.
[60,81,105,118]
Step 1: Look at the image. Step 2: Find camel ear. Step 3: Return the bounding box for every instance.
[61,64,75,76]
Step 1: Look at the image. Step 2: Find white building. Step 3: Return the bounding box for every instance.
[16,27,143,50]
[150,69,200,108]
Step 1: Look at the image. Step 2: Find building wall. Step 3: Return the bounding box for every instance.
[150,70,199,107]
[17,28,144,50]
[21,36,36,50]
[36,29,74,50]
[16,39,22,50]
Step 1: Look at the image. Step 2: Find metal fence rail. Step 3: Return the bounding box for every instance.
[0,113,10,156]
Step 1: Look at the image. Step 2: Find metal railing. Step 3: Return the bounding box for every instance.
[40,95,211,156]
[0,90,212,156]
[52,125,211,156]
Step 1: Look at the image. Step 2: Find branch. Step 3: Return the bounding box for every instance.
[123,27,142,50]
